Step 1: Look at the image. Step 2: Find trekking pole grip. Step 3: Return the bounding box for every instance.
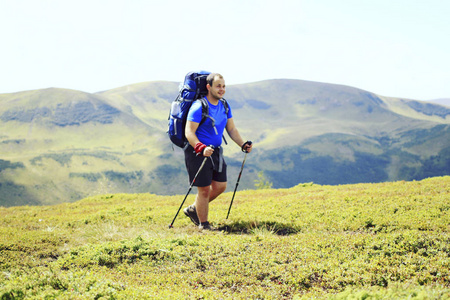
[241,141,252,153]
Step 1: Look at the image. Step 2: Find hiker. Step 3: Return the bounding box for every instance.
[183,73,252,230]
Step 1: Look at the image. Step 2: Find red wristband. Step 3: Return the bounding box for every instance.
[194,143,207,155]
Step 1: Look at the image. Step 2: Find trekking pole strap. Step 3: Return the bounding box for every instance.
[241,141,252,153]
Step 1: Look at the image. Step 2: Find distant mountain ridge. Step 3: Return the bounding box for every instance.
[1,79,449,206]
[429,98,450,107]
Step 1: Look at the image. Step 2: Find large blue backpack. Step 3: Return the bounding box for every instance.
[168,71,228,149]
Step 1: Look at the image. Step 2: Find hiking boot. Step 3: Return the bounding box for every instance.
[199,221,214,231]
[183,205,199,226]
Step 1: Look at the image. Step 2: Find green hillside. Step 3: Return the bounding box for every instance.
[0,88,163,206]
[97,81,179,131]
[1,177,449,299]
[1,80,450,207]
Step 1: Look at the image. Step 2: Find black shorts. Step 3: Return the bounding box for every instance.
[184,145,227,187]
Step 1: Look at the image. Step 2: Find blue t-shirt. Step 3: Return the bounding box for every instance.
[187,98,233,148]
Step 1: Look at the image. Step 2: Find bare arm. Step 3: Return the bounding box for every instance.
[185,120,214,156]
[185,120,200,148]
[226,118,252,153]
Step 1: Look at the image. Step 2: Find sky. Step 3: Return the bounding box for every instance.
[1,0,449,100]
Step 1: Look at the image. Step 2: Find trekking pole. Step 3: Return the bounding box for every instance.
[226,141,251,219]
[169,146,212,229]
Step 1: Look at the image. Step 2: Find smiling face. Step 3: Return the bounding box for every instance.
[207,74,226,101]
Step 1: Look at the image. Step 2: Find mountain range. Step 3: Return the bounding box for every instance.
[429,98,450,107]
[1,79,449,207]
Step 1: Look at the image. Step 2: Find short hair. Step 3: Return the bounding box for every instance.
[206,73,223,86]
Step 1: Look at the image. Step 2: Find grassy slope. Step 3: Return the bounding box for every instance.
[96,81,179,131]
[227,80,448,148]
[1,80,450,207]
[0,177,449,299]
[0,88,166,206]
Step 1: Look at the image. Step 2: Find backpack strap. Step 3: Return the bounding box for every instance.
[198,97,229,145]
[219,99,228,145]
[220,98,229,114]
[198,97,211,127]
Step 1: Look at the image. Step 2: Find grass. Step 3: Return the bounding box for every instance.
[2,80,450,207]
[0,176,449,299]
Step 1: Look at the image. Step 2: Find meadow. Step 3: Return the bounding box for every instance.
[0,176,449,299]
